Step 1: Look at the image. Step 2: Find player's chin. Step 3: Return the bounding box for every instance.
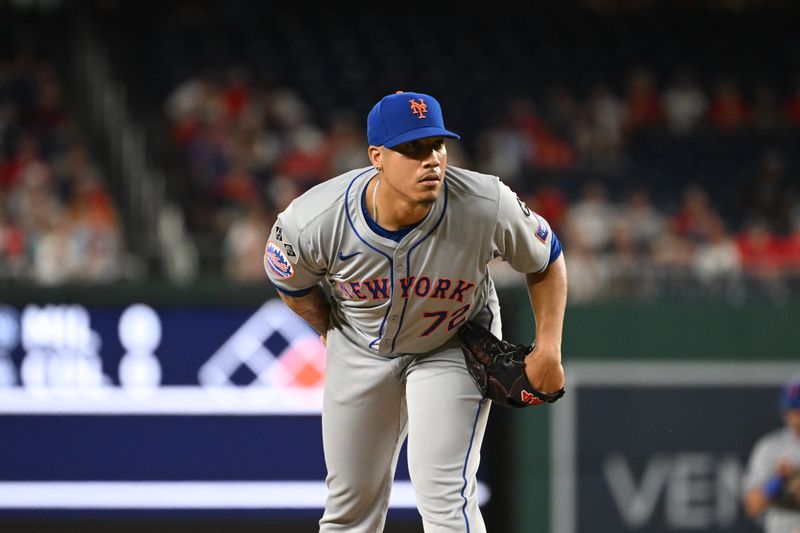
[415,188,441,206]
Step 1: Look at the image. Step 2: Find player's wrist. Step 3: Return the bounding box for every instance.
[527,342,561,361]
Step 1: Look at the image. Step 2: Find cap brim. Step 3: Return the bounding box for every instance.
[382,127,460,148]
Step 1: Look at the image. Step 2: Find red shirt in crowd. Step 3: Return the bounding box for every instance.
[736,226,786,276]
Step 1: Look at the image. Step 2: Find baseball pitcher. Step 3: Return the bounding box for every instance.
[264,90,567,532]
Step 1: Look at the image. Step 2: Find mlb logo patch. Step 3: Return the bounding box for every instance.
[535,217,549,244]
[521,389,544,405]
[265,241,295,279]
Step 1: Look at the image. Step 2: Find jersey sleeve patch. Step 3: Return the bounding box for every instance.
[265,240,295,279]
[535,216,550,243]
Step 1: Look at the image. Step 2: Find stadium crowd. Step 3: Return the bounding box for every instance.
[3,0,800,303]
[163,65,800,301]
[0,49,125,285]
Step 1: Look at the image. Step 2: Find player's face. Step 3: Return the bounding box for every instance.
[786,409,800,437]
[380,137,447,206]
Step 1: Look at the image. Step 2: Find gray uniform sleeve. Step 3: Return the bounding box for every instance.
[742,436,776,492]
[264,204,326,295]
[492,180,558,274]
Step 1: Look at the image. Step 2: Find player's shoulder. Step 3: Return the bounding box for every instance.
[445,165,503,202]
[279,166,371,231]
[752,426,794,455]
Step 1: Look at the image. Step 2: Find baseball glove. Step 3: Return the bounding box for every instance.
[770,473,800,511]
[457,320,565,408]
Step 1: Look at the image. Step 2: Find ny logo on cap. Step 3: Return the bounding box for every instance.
[409,98,428,119]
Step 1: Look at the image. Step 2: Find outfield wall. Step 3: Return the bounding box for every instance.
[500,290,800,533]
[0,283,797,532]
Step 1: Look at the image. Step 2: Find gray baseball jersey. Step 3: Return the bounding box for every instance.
[743,427,800,532]
[265,164,561,532]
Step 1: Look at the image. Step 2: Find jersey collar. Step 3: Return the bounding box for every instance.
[347,167,448,249]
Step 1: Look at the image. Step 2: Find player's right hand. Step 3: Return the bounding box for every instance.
[524,345,565,395]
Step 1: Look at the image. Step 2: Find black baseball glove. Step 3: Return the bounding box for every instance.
[769,471,800,511]
[457,321,565,408]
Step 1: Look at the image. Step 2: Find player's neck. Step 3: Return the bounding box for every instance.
[367,176,432,230]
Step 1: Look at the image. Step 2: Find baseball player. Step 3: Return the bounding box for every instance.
[743,377,800,532]
[264,90,567,532]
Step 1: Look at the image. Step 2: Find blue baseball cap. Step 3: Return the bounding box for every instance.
[779,377,800,411]
[367,91,460,148]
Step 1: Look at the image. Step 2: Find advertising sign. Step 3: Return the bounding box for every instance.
[551,362,800,533]
[0,300,489,515]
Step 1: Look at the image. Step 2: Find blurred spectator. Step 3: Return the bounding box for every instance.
[751,84,782,136]
[505,97,575,172]
[662,69,707,136]
[266,175,306,213]
[2,134,45,191]
[563,181,618,253]
[623,67,664,132]
[527,180,568,235]
[670,184,718,243]
[0,202,25,278]
[326,111,369,176]
[30,64,67,139]
[737,218,785,281]
[574,82,625,176]
[544,84,580,145]
[606,222,646,297]
[741,151,796,233]
[164,72,215,129]
[785,208,800,276]
[708,78,750,131]
[274,124,331,187]
[476,114,529,187]
[69,172,124,281]
[440,135,472,169]
[693,214,742,288]
[564,229,611,304]
[223,200,273,282]
[264,87,310,131]
[221,66,251,121]
[10,155,62,243]
[649,225,695,296]
[782,77,800,127]
[33,216,76,285]
[615,186,665,252]
[214,163,259,208]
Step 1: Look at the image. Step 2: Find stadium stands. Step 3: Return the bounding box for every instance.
[4,0,800,301]
[0,41,126,284]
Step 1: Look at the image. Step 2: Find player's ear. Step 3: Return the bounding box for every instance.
[368,145,383,169]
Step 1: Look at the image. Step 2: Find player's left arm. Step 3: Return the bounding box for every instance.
[265,208,331,342]
[275,285,332,345]
[492,180,567,394]
[524,254,567,394]
[743,452,800,517]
